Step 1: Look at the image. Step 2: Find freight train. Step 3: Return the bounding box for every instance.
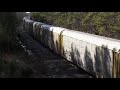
[23,17,120,78]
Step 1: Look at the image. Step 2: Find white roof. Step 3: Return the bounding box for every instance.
[41,24,65,33]
[51,27,65,34]
[41,24,53,31]
[26,12,30,13]
[62,29,120,52]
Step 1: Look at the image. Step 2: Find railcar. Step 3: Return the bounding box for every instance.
[28,20,34,36]
[61,30,94,74]
[33,22,39,38]
[40,24,53,49]
[24,17,120,78]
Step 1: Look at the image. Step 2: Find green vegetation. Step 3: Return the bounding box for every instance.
[31,12,120,39]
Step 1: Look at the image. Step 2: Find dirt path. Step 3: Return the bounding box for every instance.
[16,23,92,78]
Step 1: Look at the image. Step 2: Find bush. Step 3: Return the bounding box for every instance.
[31,12,120,40]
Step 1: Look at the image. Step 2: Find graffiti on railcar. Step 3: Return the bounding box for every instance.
[112,50,120,78]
